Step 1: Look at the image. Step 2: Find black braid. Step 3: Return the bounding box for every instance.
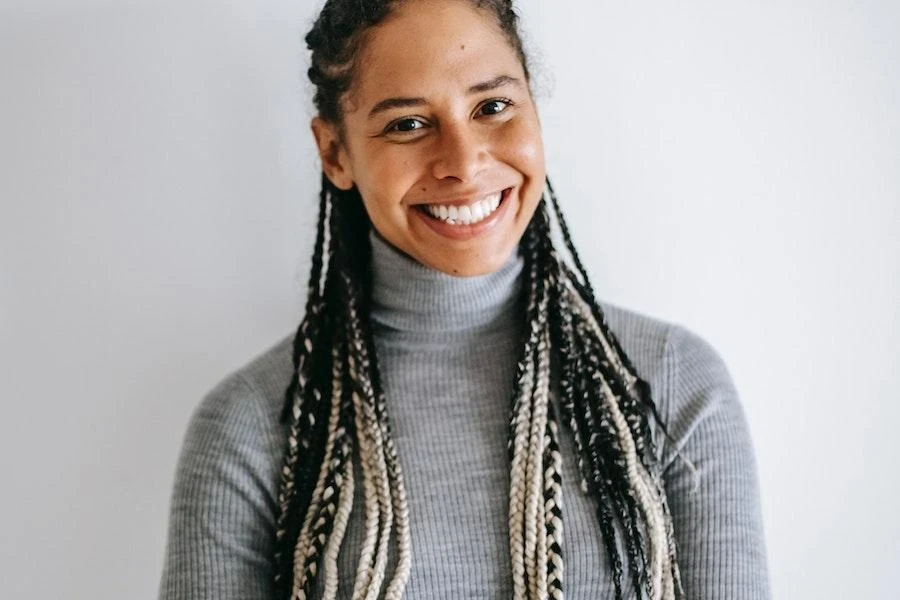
[282,173,331,422]
[547,181,673,457]
[542,405,563,598]
[553,276,630,597]
[577,316,651,596]
[274,178,346,597]
[548,265,627,597]
[539,182,682,598]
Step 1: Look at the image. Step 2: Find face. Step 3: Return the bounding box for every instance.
[312,0,545,276]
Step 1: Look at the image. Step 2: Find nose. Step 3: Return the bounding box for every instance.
[430,123,488,183]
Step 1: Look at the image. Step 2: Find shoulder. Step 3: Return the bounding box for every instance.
[182,334,295,468]
[600,302,724,370]
[206,334,296,422]
[599,300,722,383]
[599,301,741,464]
[600,300,733,391]
[162,335,296,597]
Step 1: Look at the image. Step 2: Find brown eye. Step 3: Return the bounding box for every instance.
[390,118,424,133]
[479,99,511,116]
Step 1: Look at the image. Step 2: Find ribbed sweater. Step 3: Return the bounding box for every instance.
[158,234,770,599]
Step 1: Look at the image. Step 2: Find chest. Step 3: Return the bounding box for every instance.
[311,334,630,599]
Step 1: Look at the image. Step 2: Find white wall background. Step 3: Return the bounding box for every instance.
[1,0,897,597]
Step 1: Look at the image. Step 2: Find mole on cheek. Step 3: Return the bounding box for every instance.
[460,44,466,50]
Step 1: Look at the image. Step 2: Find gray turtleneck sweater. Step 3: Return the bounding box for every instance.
[158,234,770,599]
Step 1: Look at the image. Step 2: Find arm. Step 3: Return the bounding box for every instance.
[158,374,278,600]
[660,326,771,599]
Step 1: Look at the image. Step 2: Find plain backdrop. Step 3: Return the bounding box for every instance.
[1,0,898,597]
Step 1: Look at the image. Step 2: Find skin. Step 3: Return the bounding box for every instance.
[311,0,546,276]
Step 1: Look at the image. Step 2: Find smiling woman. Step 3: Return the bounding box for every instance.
[158,1,770,599]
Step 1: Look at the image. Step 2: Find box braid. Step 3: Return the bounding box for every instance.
[543,181,684,599]
[274,177,412,600]
[274,1,684,598]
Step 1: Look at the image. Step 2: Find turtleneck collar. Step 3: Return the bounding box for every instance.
[368,231,524,336]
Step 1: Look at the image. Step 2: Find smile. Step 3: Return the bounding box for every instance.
[419,191,504,226]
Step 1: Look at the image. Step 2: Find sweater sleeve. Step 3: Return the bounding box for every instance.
[158,373,278,600]
[659,326,771,599]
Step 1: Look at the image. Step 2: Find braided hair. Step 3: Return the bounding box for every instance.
[274,1,683,599]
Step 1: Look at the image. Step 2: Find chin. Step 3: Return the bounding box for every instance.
[420,246,517,277]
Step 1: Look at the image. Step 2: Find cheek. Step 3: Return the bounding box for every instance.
[352,150,415,217]
[496,119,545,233]
[359,145,421,190]
[500,118,545,177]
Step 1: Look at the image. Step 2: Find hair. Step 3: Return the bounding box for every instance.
[274,1,683,599]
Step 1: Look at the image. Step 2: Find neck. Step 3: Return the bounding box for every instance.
[368,232,525,337]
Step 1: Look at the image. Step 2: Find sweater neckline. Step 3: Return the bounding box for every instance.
[368,232,524,335]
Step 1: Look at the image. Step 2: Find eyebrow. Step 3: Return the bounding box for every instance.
[367,74,523,119]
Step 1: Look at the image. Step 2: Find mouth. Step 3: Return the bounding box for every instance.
[414,188,509,226]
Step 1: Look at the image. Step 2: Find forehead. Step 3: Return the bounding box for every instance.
[345,0,525,113]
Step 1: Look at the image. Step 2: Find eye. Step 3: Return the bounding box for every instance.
[478,98,513,117]
[387,117,426,134]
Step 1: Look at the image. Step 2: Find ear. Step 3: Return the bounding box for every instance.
[311,117,354,190]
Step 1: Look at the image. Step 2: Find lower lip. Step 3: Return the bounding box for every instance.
[412,188,513,241]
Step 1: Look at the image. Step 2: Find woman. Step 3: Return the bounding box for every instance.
[159,1,770,599]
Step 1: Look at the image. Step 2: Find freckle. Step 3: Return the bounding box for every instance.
[421,187,426,192]
[460,44,466,50]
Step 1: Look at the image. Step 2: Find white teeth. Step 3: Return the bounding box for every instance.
[423,191,504,225]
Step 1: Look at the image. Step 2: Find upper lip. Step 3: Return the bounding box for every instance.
[411,187,508,207]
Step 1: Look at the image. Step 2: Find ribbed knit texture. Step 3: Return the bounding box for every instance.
[159,234,770,599]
